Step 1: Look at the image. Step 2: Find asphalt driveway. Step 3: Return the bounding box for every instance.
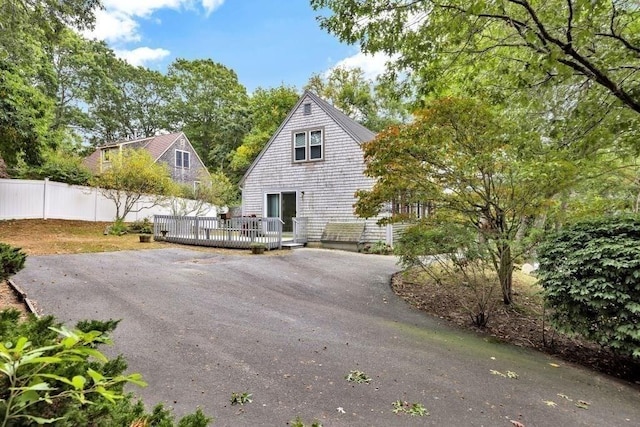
[13,248,640,426]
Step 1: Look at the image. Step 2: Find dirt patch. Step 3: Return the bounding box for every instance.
[0,280,29,318]
[393,268,640,384]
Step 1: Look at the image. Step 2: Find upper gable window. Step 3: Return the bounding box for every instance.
[176,149,190,169]
[303,103,312,115]
[293,129,323,163]
[101,148,117,162]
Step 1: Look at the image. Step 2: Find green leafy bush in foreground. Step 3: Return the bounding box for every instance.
[538,215,640,358]
[0,310,212,426]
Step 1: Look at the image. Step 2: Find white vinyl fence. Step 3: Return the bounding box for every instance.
[0,178,217,222]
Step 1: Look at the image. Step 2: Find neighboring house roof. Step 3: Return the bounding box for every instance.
[83,132,207,174]
[239,90,376,186]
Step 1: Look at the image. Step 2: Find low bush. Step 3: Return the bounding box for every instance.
[0,310,212,426]
[538,215,640,358]
[0,243,26,282]
[106,219,128,236]
[128,218,153,234]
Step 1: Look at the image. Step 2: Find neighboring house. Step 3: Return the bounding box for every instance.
[240,90,390,246]
[83,132,209,188]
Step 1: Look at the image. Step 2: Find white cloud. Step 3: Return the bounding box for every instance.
[87,9,140,43]
[201,0,225,16]
[84,0,225,46]
[330,51,393,80]
[115,47,171,66]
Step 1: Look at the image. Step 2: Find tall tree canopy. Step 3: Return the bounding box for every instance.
[229,85,299,180]
[166,59,250,171]
[312,0,640,115]
[305,67,408,131]
[0,0,102,167]
[86,57,172,145]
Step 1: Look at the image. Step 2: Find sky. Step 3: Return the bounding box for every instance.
[85,0,389,92]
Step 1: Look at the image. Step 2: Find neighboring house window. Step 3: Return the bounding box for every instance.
[303,103,311,115]
[175,150,190,169]
[102,148,116,162]
[293,129,323,163]
[193,180,201,194]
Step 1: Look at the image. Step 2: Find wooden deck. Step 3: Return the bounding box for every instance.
[153,215,308,250]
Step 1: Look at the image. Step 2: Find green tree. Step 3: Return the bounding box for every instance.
[92,149,177,223]
[357,97,572,304]
[305,67,407,131]
[171,170,237,216]
[166,59,250,170]
[0,0,102,167]
[229,85,299,179]
[86,57,172,145]
[312,0,640,115]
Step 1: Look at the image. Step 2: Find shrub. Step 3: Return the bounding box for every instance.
[397,222,498,327]
[0,310,213,426]
[15,152,93,186]
[362,241,392,255]
[537,215,640,358]
[128,218,153,234]
[106,219,128,236]
[0,243,26,282]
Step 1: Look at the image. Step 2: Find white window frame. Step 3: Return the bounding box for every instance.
[175,149,190,169]
[292,128,324,163]
[102,148,116,162]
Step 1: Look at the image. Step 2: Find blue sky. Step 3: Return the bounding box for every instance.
[86,0,388,92]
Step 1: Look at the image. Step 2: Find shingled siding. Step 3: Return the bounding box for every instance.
[157,141,205,185]
[242,94,387,242]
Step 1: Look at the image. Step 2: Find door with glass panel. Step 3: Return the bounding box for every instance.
[266,192,296,232]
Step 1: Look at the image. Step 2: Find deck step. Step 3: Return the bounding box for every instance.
[281,242,305,250]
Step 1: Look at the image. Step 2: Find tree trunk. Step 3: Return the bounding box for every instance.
[498,243,513,305]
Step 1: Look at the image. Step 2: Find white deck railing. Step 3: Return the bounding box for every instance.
[292,217,309,243]
[154,215,282,250]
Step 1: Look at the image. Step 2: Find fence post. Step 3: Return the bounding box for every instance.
[42,178,49,220]
[194,216,199,244]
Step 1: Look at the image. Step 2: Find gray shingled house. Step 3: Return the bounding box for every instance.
[239,91,390,247]
[83,132,209,189]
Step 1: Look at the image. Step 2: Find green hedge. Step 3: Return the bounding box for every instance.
[538,215,640,358]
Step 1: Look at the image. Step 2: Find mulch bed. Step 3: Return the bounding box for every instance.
[392,270,640,385]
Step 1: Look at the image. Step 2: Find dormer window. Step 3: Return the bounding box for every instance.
[293,129,323,163]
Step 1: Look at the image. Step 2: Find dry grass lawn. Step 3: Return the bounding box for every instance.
[0,219,168,255]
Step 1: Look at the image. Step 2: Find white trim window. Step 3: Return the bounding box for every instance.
[293,129,323,162]
[175,149,190,169]
[101,148,117,162]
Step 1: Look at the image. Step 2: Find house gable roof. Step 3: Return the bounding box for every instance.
[83,132,208,176]
[239,90,376,186]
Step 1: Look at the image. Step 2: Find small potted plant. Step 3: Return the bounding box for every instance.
[129,218,153,243]
[249,242,266,254]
